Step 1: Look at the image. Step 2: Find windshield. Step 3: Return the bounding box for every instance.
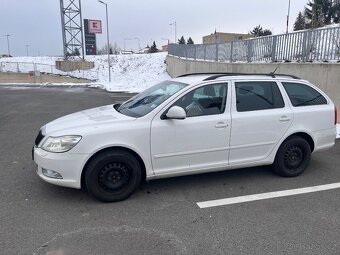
[117,80,188,117]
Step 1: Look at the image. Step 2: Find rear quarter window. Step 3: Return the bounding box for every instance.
[282,82,327,107]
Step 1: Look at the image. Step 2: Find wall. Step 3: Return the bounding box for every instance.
[202,32,253,44]
[0,72,92,84]
[55,60,94,72]
[166,55,340,121]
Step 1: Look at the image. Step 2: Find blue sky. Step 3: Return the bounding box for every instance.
[0,0,307,56]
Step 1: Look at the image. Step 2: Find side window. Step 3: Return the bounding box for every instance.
[235,82,284,112]
[173,83,228,117]
[282,82,327,107]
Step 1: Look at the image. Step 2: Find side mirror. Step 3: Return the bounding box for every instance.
[165,106,186,120]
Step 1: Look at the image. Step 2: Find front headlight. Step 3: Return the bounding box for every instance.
[41,135,82,153]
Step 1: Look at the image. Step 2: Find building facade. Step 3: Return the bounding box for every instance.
[203,32,253,44]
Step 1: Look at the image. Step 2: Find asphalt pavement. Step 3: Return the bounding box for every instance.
[0,86,339,255]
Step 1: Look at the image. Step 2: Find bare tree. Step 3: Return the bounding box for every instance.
[97,42,121,55]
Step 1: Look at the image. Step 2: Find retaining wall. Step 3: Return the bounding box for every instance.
[0,72,92,84]
[166,55,340,121]
[55,60,94,72]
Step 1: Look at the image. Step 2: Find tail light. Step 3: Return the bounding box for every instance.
[335,105,338,125]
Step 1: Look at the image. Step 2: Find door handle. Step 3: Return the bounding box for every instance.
[215,122,228,128]
[279,116,291,122]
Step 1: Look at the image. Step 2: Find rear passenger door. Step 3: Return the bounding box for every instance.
[229,80,293,165]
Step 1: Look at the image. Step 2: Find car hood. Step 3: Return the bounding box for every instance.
[45,104,135,135]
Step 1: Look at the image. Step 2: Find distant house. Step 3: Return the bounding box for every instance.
[141,46,150,53]
[203,31,253,44]
[162,44,168,52]
[121,50,134,54]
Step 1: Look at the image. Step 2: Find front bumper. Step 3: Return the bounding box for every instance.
[33,147,90,189]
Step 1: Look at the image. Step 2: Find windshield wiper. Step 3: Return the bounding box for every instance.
[119,94,163,111]
[113,104,121,112]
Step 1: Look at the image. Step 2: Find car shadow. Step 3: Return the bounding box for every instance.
[138,166,276,197]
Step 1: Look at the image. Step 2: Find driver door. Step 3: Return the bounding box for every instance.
[150,83,231,175]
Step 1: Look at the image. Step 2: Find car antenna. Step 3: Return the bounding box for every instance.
[269,63,281,77]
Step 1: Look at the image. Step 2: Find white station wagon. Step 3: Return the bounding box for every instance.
[33,73,337,202]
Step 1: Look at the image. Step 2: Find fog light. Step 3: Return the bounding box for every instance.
[42,168,63,179]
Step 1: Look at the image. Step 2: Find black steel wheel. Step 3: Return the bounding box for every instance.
[98,163,130,192]
[283,145,304,170]
[85,150,142,202]
[272,136,311,177]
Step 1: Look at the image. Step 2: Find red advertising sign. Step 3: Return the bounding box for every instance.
[88,20,102,34]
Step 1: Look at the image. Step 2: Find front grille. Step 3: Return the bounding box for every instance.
[35,130,45,146]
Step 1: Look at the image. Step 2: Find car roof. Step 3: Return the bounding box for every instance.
[172,73,305,85]
[172,75,213,84]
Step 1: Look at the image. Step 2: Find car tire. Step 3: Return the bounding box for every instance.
[85,150,142,202]
[272,136,311,177]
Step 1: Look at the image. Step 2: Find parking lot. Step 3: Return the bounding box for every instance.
[1,86,339,255]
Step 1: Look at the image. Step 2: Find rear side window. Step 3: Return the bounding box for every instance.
[282,82,327,107]
[235,82,284,112]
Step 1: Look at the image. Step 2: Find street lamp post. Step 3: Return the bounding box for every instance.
[3,34,11,56]
[136,38,141,51]
[286,0,291,34]
[25,45,30,56]
[169,22,177,44]
[98,0,111,82]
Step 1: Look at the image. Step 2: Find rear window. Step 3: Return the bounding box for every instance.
[282,82,327,107]
[235,82,284,112]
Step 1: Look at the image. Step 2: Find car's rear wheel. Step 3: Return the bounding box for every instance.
[272,136,311,177]
[85,150,142,202]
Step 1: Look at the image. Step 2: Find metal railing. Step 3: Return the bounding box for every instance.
[169,26,340,63]
[0,61,99,81]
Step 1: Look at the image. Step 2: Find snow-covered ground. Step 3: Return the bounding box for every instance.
[0,52,170,93]
[337,124,340,139]
[89,53,170,92]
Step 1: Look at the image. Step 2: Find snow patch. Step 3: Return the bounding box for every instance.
[337,124,340,139]
[0,52,170,93]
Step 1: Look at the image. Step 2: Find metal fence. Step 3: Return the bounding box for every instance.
[0,61,99,80]
[169,26,340,63]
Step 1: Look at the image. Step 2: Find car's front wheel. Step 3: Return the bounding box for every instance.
[272,136,311,177]
[85,150,142,202]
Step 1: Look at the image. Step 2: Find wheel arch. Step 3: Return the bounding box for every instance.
[281,132,315,152]
[81,146,147,189]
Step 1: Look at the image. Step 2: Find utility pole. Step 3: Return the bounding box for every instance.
[3,34,11,56]
[98,0,111,82]
[286,0,291,34]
